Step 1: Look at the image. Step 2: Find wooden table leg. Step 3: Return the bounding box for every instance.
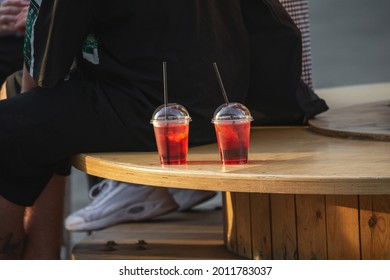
[223,192,390,260]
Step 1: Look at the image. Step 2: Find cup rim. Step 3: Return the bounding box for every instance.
[151,119,191,125]
[211,117,253,124]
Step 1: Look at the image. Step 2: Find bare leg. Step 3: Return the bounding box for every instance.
[0,196,25,259]
[23,174,66,259]
[2,71,66,258]
[0,81,7,100]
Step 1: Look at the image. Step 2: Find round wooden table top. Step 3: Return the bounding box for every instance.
[309,83,390,141]
[72,126,390,195]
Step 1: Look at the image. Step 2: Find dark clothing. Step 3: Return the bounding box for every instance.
[0,35,24,84]
[24,0,250,146]
[241,0,327,125]
[0,0,327,206]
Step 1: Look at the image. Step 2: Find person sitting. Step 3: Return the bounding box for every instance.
[0,0,327,259]
[64,0,323,233]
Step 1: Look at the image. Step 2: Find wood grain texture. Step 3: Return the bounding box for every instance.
[223,192,237,253]
[72,210,245,260]
[270,194,297,259]
[326,195,361,259]
[250,193,272,260]
[295,195,327,259]
[234,192,252,258]
[72,127,390,195]
[310,83,390,141]
[360,195,390,259]
[309,101,390,141]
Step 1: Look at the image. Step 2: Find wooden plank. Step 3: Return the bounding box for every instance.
[234,192,252,258]
[72,209,244,260]
[223,192,237,253]
[326,195,360,259]
[73,242,243,260]
[250,193,272,260]
[296,195,327,259]
[270,194,297,259]
[360,195,390,259]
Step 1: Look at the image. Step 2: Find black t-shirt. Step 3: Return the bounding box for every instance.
[24,0,250,146]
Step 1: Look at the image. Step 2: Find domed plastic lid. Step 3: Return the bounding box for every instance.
[150,103,191,124]
[212,102,253,123]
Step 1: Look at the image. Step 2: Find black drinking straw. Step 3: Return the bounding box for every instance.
[213,62,230,105]
[162,61,170,163]
[163,61,168,119]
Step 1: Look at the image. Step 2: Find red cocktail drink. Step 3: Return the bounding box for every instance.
[214,120,251,164]
[151,103,191,165]
[212,102,253,164]
[153,122,189,165]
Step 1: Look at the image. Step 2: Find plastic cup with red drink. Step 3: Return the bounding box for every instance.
[212,102,253,164]
[151,103,191,165]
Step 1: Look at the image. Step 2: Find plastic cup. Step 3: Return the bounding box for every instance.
[212,103,253,164]
[151,103,191,165]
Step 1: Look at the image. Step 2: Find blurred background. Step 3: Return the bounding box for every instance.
[309,0,390,88]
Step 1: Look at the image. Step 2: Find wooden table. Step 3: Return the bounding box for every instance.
[72,83,390,260]
[310,83,390,141]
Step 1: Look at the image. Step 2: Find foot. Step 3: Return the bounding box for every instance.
[169,188,217,211]
[65,179,179,231]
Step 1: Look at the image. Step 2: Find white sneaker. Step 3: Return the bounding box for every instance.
[169,188,217,211]
[65,179,179,231]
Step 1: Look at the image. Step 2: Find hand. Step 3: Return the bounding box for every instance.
[14,5,28,34]
[0,0,29,34]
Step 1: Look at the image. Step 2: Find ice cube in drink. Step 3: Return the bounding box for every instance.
[212,102,253,164]
[151,103,191,165]
[214,120,251,164]
[153,121,189,164]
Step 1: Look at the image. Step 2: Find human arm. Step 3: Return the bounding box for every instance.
[14,3,28,34]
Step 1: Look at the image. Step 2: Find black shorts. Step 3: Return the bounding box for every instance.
[0,36,24,84]
[0,77,156,206]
